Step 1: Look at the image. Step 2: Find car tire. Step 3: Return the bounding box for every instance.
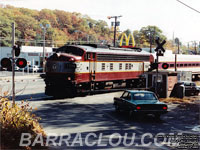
[115,104,120,113]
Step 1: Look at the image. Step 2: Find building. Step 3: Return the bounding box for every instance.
[0,46,54,67]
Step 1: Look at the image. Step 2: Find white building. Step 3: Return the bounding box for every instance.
[0,46,54,67]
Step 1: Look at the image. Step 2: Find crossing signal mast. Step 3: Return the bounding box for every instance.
[0,23,27,105]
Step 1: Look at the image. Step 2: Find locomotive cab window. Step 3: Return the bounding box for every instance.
[56,46,84,56]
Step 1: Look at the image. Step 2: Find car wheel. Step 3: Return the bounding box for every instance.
[115,105,120,113]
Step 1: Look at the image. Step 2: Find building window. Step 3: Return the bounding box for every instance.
[110,63,113,70]
[125,63,128,70]
[119,63,122,70]
[35,61,39,65]
[102,63,105,71]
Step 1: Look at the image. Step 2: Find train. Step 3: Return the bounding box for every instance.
[44,44,200,97]
[44,44,153,97]
[154,50,200,77]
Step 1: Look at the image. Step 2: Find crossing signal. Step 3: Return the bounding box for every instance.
[16,58,27,68]
[162,63,169,69]
[13,45,21,57]
[1,58,11,68]
[149,62,159,71]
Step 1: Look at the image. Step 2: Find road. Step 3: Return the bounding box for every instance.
[0,76,199,149]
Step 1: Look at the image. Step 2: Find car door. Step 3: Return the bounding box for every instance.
[120,91,130,110]
[123,92,132,111]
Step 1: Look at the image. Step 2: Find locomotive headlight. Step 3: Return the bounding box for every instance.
[69,58,75,61]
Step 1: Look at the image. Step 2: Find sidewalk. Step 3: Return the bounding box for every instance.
[0,71,42,81]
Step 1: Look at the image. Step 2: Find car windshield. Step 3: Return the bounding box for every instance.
[132,93,157,100]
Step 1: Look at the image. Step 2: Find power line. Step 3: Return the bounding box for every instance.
[176,0,200,14]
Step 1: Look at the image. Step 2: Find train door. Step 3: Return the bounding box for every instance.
[88,53,96,90]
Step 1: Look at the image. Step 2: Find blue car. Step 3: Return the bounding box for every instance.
[114,90,168,119]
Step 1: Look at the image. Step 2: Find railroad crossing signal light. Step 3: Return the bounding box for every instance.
[16,58,27,68]
[162,63,169,69]
[1,58,11,68]
[149,62,159,71]
[13,45,21,57]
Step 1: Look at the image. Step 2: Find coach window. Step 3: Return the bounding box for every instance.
[170,64,174,67]
[110,63,113,70]
[102,63,105,71]
[129,63,132,69]
[119,63,122,70]
[180,64,183,67]
[184,64,188,67]
[192,63,195,66]
[125,63,128,70]
[188,64,191,66]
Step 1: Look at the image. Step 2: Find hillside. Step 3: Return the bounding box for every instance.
[0,5,113,47]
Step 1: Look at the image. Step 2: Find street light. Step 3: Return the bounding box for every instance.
[40,24,50,73]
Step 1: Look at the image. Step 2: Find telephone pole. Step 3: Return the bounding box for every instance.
[11,22,15,105]
[108,15,122,47]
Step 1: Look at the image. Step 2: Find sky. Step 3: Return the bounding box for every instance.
[0,0,200,45]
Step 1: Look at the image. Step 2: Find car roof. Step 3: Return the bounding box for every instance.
[125,90,154,94]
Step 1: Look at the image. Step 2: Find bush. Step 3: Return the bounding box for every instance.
[0,97,46,149]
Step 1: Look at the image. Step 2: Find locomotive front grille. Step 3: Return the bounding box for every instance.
[46,61,76,73]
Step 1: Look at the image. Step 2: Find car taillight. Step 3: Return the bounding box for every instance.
[163,106,167,110]
[136,106,141,110]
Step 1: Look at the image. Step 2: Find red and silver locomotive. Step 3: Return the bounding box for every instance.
[44,44,153,97]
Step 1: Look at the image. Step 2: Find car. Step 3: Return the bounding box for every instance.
[177,81,200,96]
[22,65,39,72]
[113,90,168,119]
[15,66,20,71]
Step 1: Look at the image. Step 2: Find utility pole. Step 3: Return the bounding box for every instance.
[40,24,50,73]
[11,22,15,106]
[147,27,155,53]
[108,15,122,47]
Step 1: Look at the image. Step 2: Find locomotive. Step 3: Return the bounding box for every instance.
[44,44,153,97]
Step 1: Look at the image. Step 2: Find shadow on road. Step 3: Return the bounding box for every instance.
[30,98,199,149]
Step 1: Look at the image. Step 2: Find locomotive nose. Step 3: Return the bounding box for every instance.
[46,53,76,73]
